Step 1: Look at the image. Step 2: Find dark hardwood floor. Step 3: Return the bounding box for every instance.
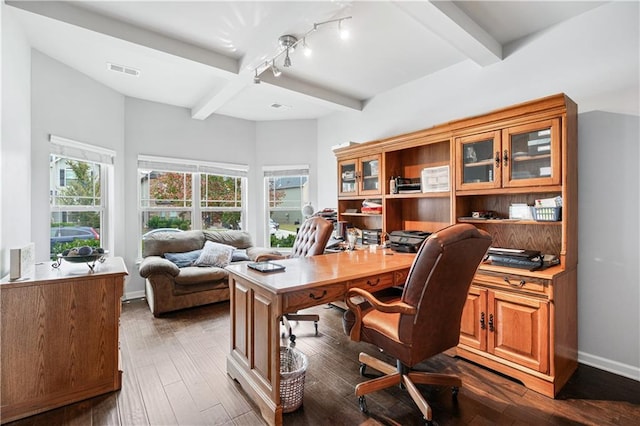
[6,298,640,426]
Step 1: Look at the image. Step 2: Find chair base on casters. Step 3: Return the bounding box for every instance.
[281,313,319,344]
[355,352,460,424]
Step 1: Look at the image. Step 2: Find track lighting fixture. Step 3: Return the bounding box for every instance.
[252,16,351,83]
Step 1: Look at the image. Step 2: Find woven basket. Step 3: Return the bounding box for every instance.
[279,346,308,413]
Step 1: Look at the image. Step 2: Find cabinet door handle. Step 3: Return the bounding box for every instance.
[495,151,501,167]
[366,278,380,287]
[503,150,509,167]
[309,290,327,300]
[488,314,494,332]
[480,312,486,330]
[503,276,526,288]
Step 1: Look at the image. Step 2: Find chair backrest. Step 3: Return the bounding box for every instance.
[398,224,492,365]
[290,216,333,258]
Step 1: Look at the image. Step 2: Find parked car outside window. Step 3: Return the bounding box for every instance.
[269,218,279,234]
[50,226,100,246]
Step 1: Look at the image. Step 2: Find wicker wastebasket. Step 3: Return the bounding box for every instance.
[279,346,308,413]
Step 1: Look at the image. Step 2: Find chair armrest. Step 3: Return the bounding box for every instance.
[345,287,416,342]
[138,256,180,278]
[346,287,416,315]
[246,246,286,262]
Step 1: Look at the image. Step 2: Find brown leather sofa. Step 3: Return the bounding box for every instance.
[139,229,280,316]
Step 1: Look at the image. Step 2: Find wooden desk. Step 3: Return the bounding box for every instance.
[0,257,128,424]
[225,248,415,426]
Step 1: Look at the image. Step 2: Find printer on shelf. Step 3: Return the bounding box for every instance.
[389,230,431,253]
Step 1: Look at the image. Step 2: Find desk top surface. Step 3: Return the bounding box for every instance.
[226,248,415,294]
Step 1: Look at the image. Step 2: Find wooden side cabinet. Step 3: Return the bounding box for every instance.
[0,257,128,424]
[457,266,576,397]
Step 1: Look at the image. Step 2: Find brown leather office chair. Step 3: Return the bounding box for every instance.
[343,224,491,424]
[258,216,333,342]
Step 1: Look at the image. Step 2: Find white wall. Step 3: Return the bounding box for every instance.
[577,111,639,378]
[0,5,31,277]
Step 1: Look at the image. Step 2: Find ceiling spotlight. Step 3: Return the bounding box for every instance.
[339,20,350,40]
[271,60,282,77]
[302,39,312,57]
[283,49,292,67]
[253,69,261,84]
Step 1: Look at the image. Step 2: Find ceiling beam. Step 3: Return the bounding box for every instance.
[6,1,238,75]
[392,0,502,66]
[258,73,363,113]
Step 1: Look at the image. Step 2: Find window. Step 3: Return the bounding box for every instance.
[138,155,248,243]
[49,135,114,258]
[264,165,309,248]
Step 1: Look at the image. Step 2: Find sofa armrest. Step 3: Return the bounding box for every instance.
[246,246,285,262]
[139,256,180,277]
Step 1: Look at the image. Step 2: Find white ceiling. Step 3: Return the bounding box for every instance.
[6,1,626,122]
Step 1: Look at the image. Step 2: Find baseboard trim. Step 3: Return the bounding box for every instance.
[124,290,145,301]
[578,351,639,381]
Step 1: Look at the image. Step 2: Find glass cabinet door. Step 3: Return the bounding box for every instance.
[456,131,502,191]
[338,159,357,196]
[358,155,381,195]
[503,119,561,187]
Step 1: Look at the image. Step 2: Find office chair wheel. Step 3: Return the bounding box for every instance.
[452,386,459,399]
[358,396,368,413]
[359,363,366,376]
[314,321,318,336]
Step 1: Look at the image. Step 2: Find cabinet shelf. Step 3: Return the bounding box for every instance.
[341,212,382,217]
[387,192,450,199]
[464,159,493,168]
[457,217,561,226]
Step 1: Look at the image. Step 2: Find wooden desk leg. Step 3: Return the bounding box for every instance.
[227,275,283,426]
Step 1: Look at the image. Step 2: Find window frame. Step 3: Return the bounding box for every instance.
[49,135,114,258]
[137,155,248,255]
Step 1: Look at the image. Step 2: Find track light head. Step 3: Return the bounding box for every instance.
[339,20,350,40]
[271,61,282,77]
[283,50,292,67]
[253,69,261,84]
[302,39,312,57]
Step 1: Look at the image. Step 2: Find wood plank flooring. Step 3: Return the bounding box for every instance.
[5,298,640,426]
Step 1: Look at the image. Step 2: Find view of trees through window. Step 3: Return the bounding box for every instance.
[50,156,102,258]
[139,169,244,238]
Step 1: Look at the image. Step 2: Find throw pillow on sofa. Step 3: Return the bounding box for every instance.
[194,241,235,267]
[164,249,203,268]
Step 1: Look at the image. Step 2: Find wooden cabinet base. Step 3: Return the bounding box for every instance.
[456,345,577,398]
[0,258,127,424]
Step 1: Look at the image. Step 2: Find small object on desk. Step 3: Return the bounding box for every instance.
[248,261,286,273]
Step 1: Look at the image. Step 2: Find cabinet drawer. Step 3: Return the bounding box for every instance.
[475,271,549,295]
[283,284,345,312]
[350,272,395,291]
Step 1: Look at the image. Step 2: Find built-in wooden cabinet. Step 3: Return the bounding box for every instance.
[338,154,382,197]
[334,94,578,398]
[0,258,128,423]
[455,118,561,191]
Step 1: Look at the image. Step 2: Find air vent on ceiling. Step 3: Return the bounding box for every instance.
[270,103,291,110]
[107,62,140,77]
